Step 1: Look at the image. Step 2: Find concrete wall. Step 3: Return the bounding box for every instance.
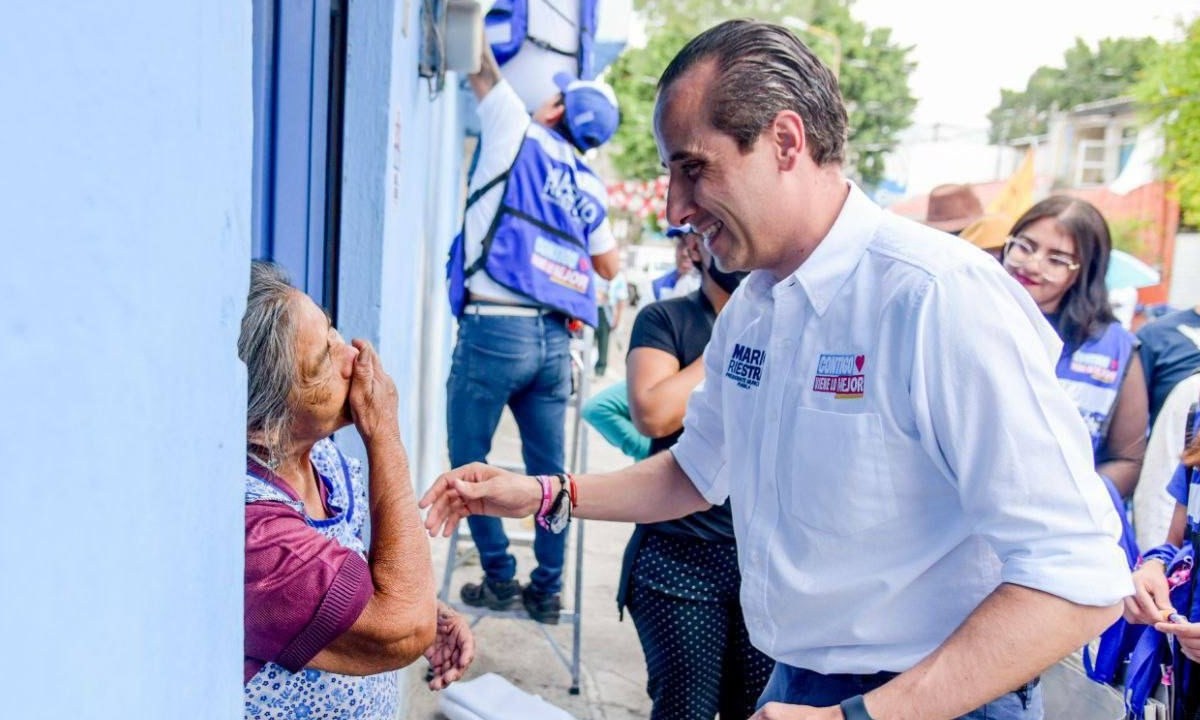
[0,4,251,719]
[338,0,465,497]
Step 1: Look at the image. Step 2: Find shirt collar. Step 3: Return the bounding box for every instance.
[744,181,882,316]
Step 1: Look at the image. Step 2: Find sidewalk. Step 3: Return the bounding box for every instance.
[407,329,652,719]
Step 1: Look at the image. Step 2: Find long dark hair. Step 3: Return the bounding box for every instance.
[1006,196,1116,349]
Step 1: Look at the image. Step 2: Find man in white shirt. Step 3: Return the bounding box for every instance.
[445,37,620,624]
[426,20,1131,719]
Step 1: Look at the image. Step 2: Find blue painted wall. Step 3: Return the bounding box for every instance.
[338,0,465,492]
[0,4,251,719]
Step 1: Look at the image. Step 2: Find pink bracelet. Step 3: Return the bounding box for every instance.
[535,475,554,530]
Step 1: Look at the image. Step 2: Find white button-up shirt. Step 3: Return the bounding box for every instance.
[672,183,1133,674]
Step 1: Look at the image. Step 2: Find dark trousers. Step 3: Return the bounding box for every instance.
[594,311,612,375]
[627,533,774,719]
[446,313,570,594]
[758,664,1042,719]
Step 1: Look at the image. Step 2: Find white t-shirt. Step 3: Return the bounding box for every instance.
[672,182,1133,674]
[464,81,616,305]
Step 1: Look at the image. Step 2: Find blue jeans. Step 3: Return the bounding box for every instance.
[446,313,571,595]
[757,663,1043,719]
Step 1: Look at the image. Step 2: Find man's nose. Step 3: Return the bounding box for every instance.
[664,175,693,227]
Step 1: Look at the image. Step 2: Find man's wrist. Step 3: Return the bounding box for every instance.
[838,694,875,720]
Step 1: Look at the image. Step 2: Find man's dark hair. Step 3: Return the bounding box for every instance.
[657,19,847,165]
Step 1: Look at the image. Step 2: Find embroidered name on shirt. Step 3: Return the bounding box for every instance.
[813,353,865,399]
[726,343,766,389]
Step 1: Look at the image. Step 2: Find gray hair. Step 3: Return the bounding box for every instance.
[237,260,297,464]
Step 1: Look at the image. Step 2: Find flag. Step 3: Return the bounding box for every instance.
[987,148,1035,223]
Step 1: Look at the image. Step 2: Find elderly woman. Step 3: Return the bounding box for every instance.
[239,261,472,719]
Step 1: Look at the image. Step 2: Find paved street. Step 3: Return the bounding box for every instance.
[407,327,653,719]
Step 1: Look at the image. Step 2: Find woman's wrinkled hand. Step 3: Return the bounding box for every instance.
[1124,560,1174,626]
[419,463,543,537]
[348,339,400,444]
[425,602,475,690]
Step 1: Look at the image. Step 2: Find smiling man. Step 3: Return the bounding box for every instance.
[422,19,1132,720]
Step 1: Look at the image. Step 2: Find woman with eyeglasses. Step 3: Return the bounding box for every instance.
[1001,196,1149,500]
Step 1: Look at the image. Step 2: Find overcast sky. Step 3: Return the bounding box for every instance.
[849,0,1197,130]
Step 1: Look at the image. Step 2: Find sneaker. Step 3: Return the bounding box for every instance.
[459,577,521,610]
[521,585,563,625]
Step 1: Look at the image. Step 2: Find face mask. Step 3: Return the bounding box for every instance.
[706,257,748,294]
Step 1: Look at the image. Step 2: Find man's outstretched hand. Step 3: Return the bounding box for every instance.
[419,462,542,537]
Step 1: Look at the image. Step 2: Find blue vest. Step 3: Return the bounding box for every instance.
[1055,320,1137,459]
[447,124,605,327]
[485,0,599,78]
[650,269,680,301]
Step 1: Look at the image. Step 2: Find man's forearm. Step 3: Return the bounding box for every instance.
[863,583,1120,720]
[468,34,502,100]
[574,450,709,523]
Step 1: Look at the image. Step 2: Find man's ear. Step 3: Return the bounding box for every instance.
[536,97,567,126]
[771,110,806,171]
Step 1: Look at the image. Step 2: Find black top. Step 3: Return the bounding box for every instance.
[1137,308,1200,427]
[627,290,734,542]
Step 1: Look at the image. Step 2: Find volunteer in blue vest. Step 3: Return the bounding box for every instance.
[651,226,701,301]
[424,20,1132,719]
[444,35,620,623]
[1000,196,1149,501]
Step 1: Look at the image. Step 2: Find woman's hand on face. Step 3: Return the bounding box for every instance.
[348,339,401,445]
[418,463,543,537]
[1124,561,1173,626]
[425,602,475,690]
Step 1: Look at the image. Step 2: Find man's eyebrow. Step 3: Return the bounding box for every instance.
[667,150,700,164]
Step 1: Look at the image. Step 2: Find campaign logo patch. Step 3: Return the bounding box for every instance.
[532,236,590,293]
[1069,349,1118,384]
[725,343,766,389]
[812,353,865,399]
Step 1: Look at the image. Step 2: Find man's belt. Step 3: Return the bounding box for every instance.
[463,302,553,318]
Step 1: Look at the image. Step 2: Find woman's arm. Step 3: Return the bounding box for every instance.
[308,341,436,675]
[581,382,651,460]
[1099,352,1149,497]
[627,347,705,438]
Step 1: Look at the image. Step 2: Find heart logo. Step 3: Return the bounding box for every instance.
[855,354,865,372]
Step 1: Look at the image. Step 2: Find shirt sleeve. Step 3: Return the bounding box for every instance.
[628,302,679,357]
[1167,463,1190,506]
[588,217,617,257]
[244,502,373,674]
[910,261,1133,607]
[581,381,651,460]
[671,305,730,504]
[471,80,531,193]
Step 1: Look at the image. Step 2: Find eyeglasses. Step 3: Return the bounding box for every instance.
[1003,235,1081,281]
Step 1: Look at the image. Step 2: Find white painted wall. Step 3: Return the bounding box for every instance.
[0,3,251,718]
[1170,232,1200,309]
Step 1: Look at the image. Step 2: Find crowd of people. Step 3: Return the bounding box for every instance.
[236,16,1200,720]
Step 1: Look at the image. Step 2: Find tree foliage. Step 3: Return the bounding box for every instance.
[986,37,1160,143]
[605,0,916,188]
[1134,18,1200,227]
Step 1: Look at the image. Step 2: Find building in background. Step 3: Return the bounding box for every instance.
[884,97,1184,316]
